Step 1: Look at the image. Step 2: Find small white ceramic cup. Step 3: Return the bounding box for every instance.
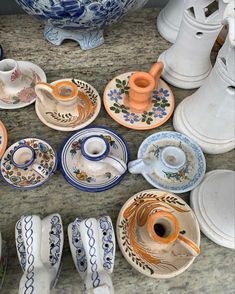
[11,145,49,178]
[80,135,127,175]
[128,145,186,176]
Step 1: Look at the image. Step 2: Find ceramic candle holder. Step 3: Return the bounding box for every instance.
[68,216,115,294]
[158,0,223,89]
[16,214,64,294]
[79,135,127,176]
[157,0,184,43]
[128,145,187,178]
[127,62,164,112]
[11,145,49,178]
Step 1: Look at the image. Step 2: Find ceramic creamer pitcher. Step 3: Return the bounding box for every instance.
[127,62,164,112]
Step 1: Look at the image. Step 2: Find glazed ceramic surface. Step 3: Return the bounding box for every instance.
[117,189,200,279]
[128,131,206,193]
[190,170,235,250]
[16,214,64,293]
[0,233,7,289]
[103,72,174,130]
[0,121,7,160]
[68,216,115,294]
[59,126,130,192]
[0,138,57,189]
[0,59,46,109]
[158,0,223,89]
[15,0,148,50]
[35,79,101,131]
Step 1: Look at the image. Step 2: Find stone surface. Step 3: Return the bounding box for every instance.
[0,8,234,294]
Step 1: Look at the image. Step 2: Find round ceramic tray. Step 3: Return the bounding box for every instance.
[117,189,200,279]
[0,138,57,189]
[59,126,130,192]
[35,79,101,131]
[0,121,7,159]
[0,61,46,109]
[135,131,206,193]
[190,170,235,249]
[103,72,174,130]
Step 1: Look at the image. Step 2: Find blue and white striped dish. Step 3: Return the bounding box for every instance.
[59,126,130,192]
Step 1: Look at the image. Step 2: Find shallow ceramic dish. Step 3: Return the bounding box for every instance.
[0,60,46,109]
[103,72,174,130]
[59,126,130,192]
[0,138,57,189]
[0,121,7,159]
[190,170,235,249]
[129,131,206,193]
[35,79,101,131]
[117,189,200,279]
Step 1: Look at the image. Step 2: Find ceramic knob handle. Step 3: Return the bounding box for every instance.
[177,234,200,257]
[101,155,127,176]
[128,158,152,174]
[35,82,54,105]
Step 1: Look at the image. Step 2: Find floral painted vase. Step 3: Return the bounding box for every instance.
[16,214,64,294]
[15,0,148,50]
[0,59,46,109]
[117,189,201,279]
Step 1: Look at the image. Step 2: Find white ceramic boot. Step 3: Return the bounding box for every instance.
[68,216,115,294]
[16,214,64,294]
[173,1,235,154]
[158,0,223,89]
[157,0,184,43]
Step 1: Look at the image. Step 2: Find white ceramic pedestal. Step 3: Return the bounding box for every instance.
[173,31,235,154]
[158,0,223,89]
[190,170,235,250]
[157,0,184,43]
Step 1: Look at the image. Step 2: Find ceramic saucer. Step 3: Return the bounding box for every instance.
[117,189,200,279]
[103,72,174,130]
[0,138,57,189]
[190,170,235,249]
[0,121,7,159]
[35,79,101,131]
[0,61,46,109]
[133,131,206,193]
[59,126,130,192]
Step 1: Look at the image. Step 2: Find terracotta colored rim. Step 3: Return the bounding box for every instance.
[148,211,180,244]
[0,121,7,159]
[103,73,175,130]
[53,81,78,100]
[129,72,155,93]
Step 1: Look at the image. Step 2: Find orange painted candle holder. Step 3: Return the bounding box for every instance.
[127,62,164,112]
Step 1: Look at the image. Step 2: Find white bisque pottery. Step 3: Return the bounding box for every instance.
[173,3,235,154]
[15,214,64,294]
[158,0,223,89]
[68,216,115,294]
[190,170,235,249]
[157,0,184,43]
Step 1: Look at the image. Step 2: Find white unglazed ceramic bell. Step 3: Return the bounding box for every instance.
[158,0,224,89]
[157,0,184,43]
[68,216,115,294]
[16,214,64,294]
[173,2,235,154]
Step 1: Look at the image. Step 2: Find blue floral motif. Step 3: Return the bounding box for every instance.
[152,107,167,118]
[108,89,122,103]
[152,88,170,100]
[123,112,140,124]
[49,215,62,266]
[38,142,48,153]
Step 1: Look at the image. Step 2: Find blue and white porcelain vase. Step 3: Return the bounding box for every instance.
[15,0,149,50]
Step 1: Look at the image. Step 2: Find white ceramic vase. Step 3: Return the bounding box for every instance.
[158,0,223,89]
[16,214,64,294]
[157,0,184,43]
[173,3,235,154]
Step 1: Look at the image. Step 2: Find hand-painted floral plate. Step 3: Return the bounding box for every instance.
[59,126,130,192]
[0,138,57,189]
[117,189,200,279]
[0,61,46,109]
[135,131,206,193]
[103,72,174,130]
[0,121,7,159]
[35,79,101,131]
